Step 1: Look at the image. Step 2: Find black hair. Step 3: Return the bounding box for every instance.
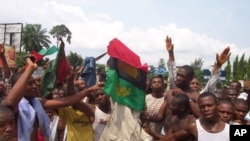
[199,91,217,102]
[223,87,238,94]
[97,72,107,82]
[179,65,194,78]
[232,98,249,110]
[218,99,233,107]
[147,75,165,93]
[231,81,242,88]
[173,93,190,110]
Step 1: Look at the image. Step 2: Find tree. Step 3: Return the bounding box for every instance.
[238,54,246,80]
[96,64,106,73]
[15,52,28,69]
[194,69,204,83]
[67,51,83,69]
[225,58,231,85]
[49,24,72,45]
[232,55,239,81]
[147,65,155,79]
[21,24,51,52]
[190,57,203,70]
[190,57,204,83]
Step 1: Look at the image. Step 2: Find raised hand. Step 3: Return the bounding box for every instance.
[76,66,83,74]
[216,46,231,67]
[25,55,38,71]
[87,81,105,92]
[165,36,174,52]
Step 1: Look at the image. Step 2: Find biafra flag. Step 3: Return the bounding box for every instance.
[104,38,148,111]
[40,38,71,98]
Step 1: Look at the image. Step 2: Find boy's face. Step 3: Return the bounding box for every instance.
[217,103,233,122]
[170,99,182,115]
[198,96,217,121]
[24,77,39,98]
[190,78,200,92]
[233,103,248,121]
[0,111,15,141]
[226,89,238,101]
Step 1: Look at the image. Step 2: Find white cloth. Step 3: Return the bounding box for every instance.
[92,106,111,141]
[229,121,241,125]
[238,92,248,100]
[49,115,59,141]
[99,102,152,141]
[244,111,250,121]
[18,97,51,141]
[237,93,250,121]
[196,119,229,141]
[200,68,220,94]
[145,94,164,133]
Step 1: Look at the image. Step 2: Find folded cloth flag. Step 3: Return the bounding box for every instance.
[104,38,148,111]
[81,57,96,87]
[31,51,44,62]
[39,45,58,56]
[40,38,71,98]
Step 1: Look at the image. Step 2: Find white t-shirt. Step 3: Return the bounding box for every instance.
[196,119,229,141]
[92,106,111,141]
[146,94,165,133]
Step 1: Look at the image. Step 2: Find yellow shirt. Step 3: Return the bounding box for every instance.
[59,106,94,141]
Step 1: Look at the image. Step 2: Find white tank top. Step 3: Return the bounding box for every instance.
[92,106,111,141]
[196,119,229,141]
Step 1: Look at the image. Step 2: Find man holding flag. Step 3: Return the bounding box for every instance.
[100,38,152,141]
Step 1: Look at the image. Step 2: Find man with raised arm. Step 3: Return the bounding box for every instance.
[9,57,104,141]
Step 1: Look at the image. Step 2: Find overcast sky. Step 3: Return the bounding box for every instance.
[1,0,250,69]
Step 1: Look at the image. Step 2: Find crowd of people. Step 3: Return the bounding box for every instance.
[0,35,249,141]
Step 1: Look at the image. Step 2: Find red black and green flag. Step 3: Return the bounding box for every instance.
[40,38,71,98]
[104,38,148,111]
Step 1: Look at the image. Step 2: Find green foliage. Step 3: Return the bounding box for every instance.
[22,24,51,52]
[190,57,204,83]
[216,81,223,89]
[67,51,83,69]
[191,57,203,70]
[147,65,155,79]
[15,52,28,69]
[225,54,250,83]
[49,24,72,44]
[96,64,106,73]
[225,59,231,85]
[247,57,250,80]
[238,54,246,80]
[194,69,204,84]
[232,55,239,81]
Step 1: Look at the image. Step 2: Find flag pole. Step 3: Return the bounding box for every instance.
[95,52,107,61]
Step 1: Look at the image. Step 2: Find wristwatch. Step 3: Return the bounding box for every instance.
[189,98,193,102]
